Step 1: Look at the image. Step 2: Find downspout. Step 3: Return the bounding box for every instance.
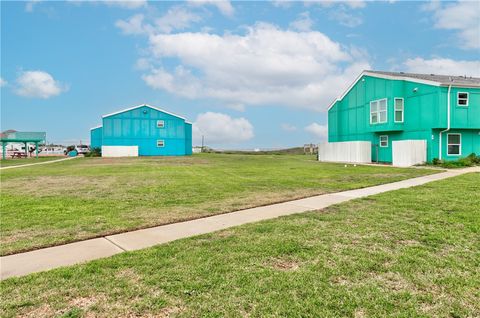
[438,85,452,160]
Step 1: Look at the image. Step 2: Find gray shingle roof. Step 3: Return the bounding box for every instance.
[366,70,480,87]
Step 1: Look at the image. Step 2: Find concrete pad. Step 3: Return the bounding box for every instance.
[0,238,123,279]
[107,202,312,251]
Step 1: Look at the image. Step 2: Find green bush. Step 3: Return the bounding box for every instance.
[438,153,479,168]
[84,147,101,157]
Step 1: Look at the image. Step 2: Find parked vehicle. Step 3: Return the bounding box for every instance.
[75,145,90,155]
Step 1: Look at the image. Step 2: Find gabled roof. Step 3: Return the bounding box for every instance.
[90,125,102,131]
[102,104,190,123]
[328,70,480,110]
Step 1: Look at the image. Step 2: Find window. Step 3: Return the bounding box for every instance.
[394,98,404,123]
[379,135,388,147]
[157,120,165,128]
[157,140,165,148]
[447,134,461,155]
[370,98,387,124]
[457,92,468,106]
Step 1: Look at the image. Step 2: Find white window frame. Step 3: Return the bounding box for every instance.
[379,135,388,148]
[156,120,165,128]
[156,140,165,148]
[394,98,404,123]
[457,92,469,107]
[370,98,388,124]
[447,133,461,156]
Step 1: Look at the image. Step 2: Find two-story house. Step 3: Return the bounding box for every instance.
[326,71,480,164]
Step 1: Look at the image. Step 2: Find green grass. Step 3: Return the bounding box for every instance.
[1,172,478,317]
[0,154,437,255]
[0,156,64,167]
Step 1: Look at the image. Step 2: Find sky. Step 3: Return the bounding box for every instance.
[1,0,479,148]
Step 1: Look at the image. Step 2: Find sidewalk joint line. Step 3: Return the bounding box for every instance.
[103,237,127,252]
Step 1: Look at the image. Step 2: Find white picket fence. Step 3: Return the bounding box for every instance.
[317,141,371,163]
[102,146,139,157]
[392,140,426,167]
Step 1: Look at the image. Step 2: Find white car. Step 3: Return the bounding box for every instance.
[75,145,90,155]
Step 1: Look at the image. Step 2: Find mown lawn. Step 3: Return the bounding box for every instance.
[0,156,64,167]
[0,154,437,255]
[1,172,478,317]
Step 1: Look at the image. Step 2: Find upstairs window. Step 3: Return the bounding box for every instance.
[394,98,404,123]
[370,98,387,124]
[447,134,461,155]
[457,92,468,106]
[379,135,388,147]
[157,140,165,148]
[157,120,165,128]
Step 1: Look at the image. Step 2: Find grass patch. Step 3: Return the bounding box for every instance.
[1,172,478,317]
[0,153,437,255]
[0,156,64,167]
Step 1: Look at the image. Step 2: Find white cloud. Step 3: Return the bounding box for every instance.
[424,0,480,49]
[403,58,480,77]
[0,78,7,87]
[329,10,363,27]
[14,70,67,99]
[289,12,314,31]
[141,23,370,111]
[100,0,147,9]
[305,1,366,9]
[116,7,202,35]
[115,14,149,35]
[25,0,41,12]
[192,112,254,144]
[305,122,328,140]
[281,123,297,131]
[155,6,202,33]
[272,0,292,8]
[188,0,234,17]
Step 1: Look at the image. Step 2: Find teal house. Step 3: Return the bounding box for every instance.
[90,104,192,156]
[327,71,480,164]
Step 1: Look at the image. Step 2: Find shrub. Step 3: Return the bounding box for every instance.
[85,147,101,157]
[432,158,441,165]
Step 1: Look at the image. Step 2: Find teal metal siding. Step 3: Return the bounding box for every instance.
[92,105,192,156]
[328,74,480,163]
[90,127,103,149]
[184,123,192,155]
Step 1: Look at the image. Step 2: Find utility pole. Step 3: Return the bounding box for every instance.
[201,135,205,152]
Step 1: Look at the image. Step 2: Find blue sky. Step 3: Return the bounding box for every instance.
[1,0,479,148]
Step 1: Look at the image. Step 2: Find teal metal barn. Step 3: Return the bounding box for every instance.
[90,104,192,156]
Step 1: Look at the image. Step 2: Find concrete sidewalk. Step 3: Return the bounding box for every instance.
[0,156,77,170]
[1,167,478,280]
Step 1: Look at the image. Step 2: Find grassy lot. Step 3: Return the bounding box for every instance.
[0,156,64,167]
[0,154,437,255]
[1,172,478,317]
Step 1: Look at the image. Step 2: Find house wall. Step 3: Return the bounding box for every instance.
[90,127,103,149]
[100,105,191,156]
[328,75,480,163]
[184,123,192,155]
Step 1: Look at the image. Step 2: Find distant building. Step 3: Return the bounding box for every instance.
[90,104,192,157]
[322,71,480,165]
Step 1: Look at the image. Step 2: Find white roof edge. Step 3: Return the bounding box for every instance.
[102,104,188,121]
[185,121,193,125]
[327,70,445,111]
[90,125,102,130]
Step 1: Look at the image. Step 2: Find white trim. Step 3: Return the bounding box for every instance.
[327,70,478,111]
[370,98,387,124]
[394,97,404,123]
[457,92,469,107]
[90,125,103,130]
[379,135,388,148]
[447,133,461,156]
[156,140,165,148]
[185,121,193,125]
[102,104,187,121]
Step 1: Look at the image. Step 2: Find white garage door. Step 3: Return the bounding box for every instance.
[392,140,426,167]
[102,146,138,157]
